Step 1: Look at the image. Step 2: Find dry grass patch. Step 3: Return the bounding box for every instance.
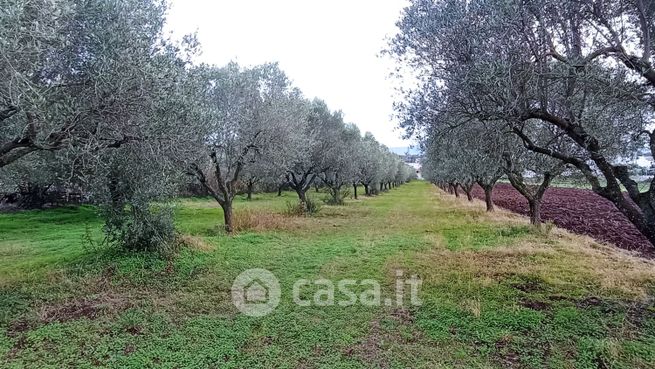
[436,190,529,224]
[412,234,655,299]
[6,291,134,338]
[149,288,235,318]
[463,298,482,317]
[232,208,303,232]
[427,185,655,298]
[178,234,215,252]
[36,292,133,323]
[548,230,655,298]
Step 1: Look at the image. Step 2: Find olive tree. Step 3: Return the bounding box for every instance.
[317,122,361,205]
[0,0,194,168]
[1,0,200,251]
[356,133,385,196]
[185,63,304,233]
[91,141,183,252]
[389,0,655,246]
[396,86,506,211]
[282,99,337,208]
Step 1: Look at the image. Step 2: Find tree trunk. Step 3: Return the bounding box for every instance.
[528,199,542,226]
[353,184,358,199]
[461,183,474,201]
[363,184,369,196]
[330,187,340,204]
[277,184,283,197]
[296,188,307,206]
[503,154,562,228]
[246,181,254,201]
[286,171,316,211]
[483,186,495,212]
[514,111,655,248]
[453,184,459,198]
[600,186,655,245]
[189,156,239,235]
[221,200,234,234]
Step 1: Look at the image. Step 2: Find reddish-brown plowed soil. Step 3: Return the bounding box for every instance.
[471,183,653,254]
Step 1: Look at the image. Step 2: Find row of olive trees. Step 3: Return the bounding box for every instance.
[0,0,415,250]
[177,63,415,233]
[388,0,655,250]
[417,119,568,225]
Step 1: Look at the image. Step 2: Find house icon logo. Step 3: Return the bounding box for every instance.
[231,268,281,317]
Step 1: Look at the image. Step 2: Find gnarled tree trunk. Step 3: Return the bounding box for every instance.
[222,200,234,233]
[476,174,503,212]
[287,170,316,211]
[527,199,541,225]
[461,182,474,201]
[482,185,495,211]
[246,179,254,201]
[503,155,563,227]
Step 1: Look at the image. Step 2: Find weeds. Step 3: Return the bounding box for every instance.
[2,182,655,368]
[232,208,294,231]
[323,189,350,205]
[284,197,322,216]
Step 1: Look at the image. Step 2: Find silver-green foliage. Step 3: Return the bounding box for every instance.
[389,0,655,244]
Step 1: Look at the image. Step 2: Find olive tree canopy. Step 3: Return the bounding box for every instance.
[389,0,655,247]
[0,0,195,168]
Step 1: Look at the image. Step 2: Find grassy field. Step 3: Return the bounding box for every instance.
[1,181,654,368]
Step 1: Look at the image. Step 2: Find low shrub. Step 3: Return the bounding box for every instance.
[102,203,178,255]
[323,189,350,205]
[285,197,322,216]
[305,197,322,214]
[285,201,306,216]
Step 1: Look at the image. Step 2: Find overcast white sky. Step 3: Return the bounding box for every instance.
[166,0,412,149]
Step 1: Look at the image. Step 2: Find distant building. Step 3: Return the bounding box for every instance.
[407,162,422,179]
[396,152,423,179]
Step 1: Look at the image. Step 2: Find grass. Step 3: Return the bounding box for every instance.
[0,182,654,368]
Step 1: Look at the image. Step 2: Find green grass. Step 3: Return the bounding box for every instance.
[1,182,654,368]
